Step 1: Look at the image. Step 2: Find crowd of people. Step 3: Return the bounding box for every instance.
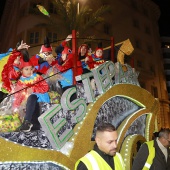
[0,34,106,132]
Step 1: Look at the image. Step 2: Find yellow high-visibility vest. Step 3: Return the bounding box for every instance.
[75,150,125,170]
[142,140,155,170]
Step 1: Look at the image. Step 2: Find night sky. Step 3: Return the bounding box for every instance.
[0,1,170,36]
[0,1,6,20]
[152,0,170,36]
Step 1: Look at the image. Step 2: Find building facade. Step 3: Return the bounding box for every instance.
[0,0,169,128]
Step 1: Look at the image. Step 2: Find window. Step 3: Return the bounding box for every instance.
[104,24,110,35]
[133,19,140,29]
[20,5,27,17]
[142,7,148,17]
[29,32,39,44]
[149,65,155,75]
[137,60,143,68]
[164,64,170,70]
[147,45,153,54]
[166,75,170,81]
[163,53,170,59]
[151,86,158,98]
[47,32,57,43]
[145,26,150,35]
[49,2,57,14]
[131,0,137,10]
[135,39,141,49]
[167,87,170,92]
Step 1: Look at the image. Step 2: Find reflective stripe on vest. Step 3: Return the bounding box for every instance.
[114,152,125,170]
[142,140,155,170]
[75,150,125,170]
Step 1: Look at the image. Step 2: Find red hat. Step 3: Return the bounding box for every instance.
[40,37,52,53]
[95,47,103,52]
[62,46,72,54]
[40,45,52,53]
[19,58,33,69]
[78,44,89,55]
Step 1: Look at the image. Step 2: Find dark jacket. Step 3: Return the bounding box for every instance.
[132,139,170,170]
[77,144,115,170]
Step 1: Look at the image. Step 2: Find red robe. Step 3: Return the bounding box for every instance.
[1,49,22,93]
[13,73,49,109]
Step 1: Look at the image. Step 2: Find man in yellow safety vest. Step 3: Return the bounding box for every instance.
[132,128,170,170]
[75,123,125,170]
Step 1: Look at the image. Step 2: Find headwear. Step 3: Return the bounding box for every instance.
[95,42,103,58]
[19,58,33,69]
[95,47,103,52]
[62,46,72,55]
[78,44,89,56]
[40,37,52,53]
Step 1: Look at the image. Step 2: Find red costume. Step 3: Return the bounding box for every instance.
[1,49,23,93]
[77,44,92,75]
[88,47,105,70]
[13,72,49,109]
[13,59,49,109]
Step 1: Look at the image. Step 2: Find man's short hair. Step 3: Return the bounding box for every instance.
[158,128,170,139]
[96,123,116,133]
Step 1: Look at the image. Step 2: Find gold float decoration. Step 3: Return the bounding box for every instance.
[0,80,160,170]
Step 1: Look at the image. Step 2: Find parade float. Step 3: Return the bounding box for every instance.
[0,36,160,170]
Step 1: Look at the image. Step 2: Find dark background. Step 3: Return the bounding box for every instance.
[0,1,6,20]
[153,0,170,36]
[0,1,170,36]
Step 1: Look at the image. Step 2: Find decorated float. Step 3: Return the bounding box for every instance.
[0,33,160,170]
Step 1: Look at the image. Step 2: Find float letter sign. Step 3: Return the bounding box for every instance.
[61,87,87,123]
[92,61,115,94]
[38,87,87,150]
[38,104,74,150]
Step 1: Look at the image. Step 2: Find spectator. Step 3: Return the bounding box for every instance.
[132,128,170,170]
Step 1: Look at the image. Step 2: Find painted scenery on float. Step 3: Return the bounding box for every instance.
[0,38,159,170]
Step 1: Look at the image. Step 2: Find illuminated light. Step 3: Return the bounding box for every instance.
[117,108,146,142]
[14,108,19,112]
[22,92,26,95]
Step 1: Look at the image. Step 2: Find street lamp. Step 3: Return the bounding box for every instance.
[77,0,84,15]
[77,2,80,15]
